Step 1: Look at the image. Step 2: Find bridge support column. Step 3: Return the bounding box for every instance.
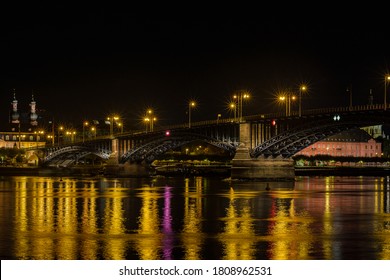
[103,139,153,177]
[231,122,295,180]
[231,145,295,181]
[239,122,252,148]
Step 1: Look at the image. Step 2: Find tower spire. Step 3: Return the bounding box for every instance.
[30,90,38,126]
[10,89,20,124]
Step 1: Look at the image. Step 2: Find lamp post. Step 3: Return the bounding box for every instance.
[299,85,306,117]
[48,119,55,146]
[144,109,156,132]
[82,121,89,142]
[117,122,123,133]
[108,117,113,135]
[66,131,76,143]
[279,92,296,116]
[233,91,250,122]
[143,110,155,132]
[385,75,390,110]
[107,116,119,136]
[58,126,63,145]
[150,117,156,132]
[144,117,149,132]
[229,102,237,121]
[188,101,196,128]
[91,126,96,139]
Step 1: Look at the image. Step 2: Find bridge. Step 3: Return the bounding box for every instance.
[28,104,390,180]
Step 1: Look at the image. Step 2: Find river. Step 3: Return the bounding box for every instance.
[0,174,389,260]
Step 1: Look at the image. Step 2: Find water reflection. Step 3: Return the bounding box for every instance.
[80,181,98,260]
[162,185,173,259]
[218,187,256,259]
[181,177,203,260]
[56,179,78,259]
[135,184,161,259]
[0,175,389,260]
[267,197,313,260]
[102,184,126,260]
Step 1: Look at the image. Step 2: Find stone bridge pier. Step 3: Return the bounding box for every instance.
[102,138,152,177]
[231,123,295,180]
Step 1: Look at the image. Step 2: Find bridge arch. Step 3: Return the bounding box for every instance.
[120,132,237,164]
[251,110,390,158]
[42,146,111,167]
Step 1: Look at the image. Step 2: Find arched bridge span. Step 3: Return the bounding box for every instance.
[120,131,237,164]
[41,145,111,167]
[251,109,390,158]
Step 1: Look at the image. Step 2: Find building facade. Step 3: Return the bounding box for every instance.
[295,128,382,158]
[0,131,46,149]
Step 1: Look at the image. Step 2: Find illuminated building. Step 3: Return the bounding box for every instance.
[295,128,381,158]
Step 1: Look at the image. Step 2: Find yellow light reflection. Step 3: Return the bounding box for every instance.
[378,177,390,260]
[14,178,29,259]
[135,184,161,260]
[267,194,313,260]
[80,181,99,260]
[181,178,203,260]
[322,177,333,260]
[102,186,126,260]
[218,187,256,260]
[56,179,78,259]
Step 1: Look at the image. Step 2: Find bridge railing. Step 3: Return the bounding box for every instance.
[243,103,386,121]
[90,103,389,139]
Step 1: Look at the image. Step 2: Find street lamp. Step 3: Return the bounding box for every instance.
[144,109,156,132]
[58,126,63,145]
[217,113,221,124]
[385,75,390,110]
[299,85,306,117]
[91,126,97,139]
[150,117,156,132]
[82,121,89,142]
[107,115,119,136]
[34,130,45,147]
[229,102,237,121]
[66,130,76,143]
[188,101,196,128]
[117,122,123,133]
[279,96,288,116]
[278,92,296,116]
[233,91,250,122]
[144,117,150,132]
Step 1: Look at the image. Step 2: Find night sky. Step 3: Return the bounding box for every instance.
[1,5,389,131]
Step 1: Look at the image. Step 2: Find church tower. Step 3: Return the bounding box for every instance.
[10,89,20,124]
[29,94,38,126]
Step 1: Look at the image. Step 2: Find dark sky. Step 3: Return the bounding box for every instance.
[1,5,389,131]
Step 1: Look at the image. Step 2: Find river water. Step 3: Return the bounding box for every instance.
[0,174,389,260]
